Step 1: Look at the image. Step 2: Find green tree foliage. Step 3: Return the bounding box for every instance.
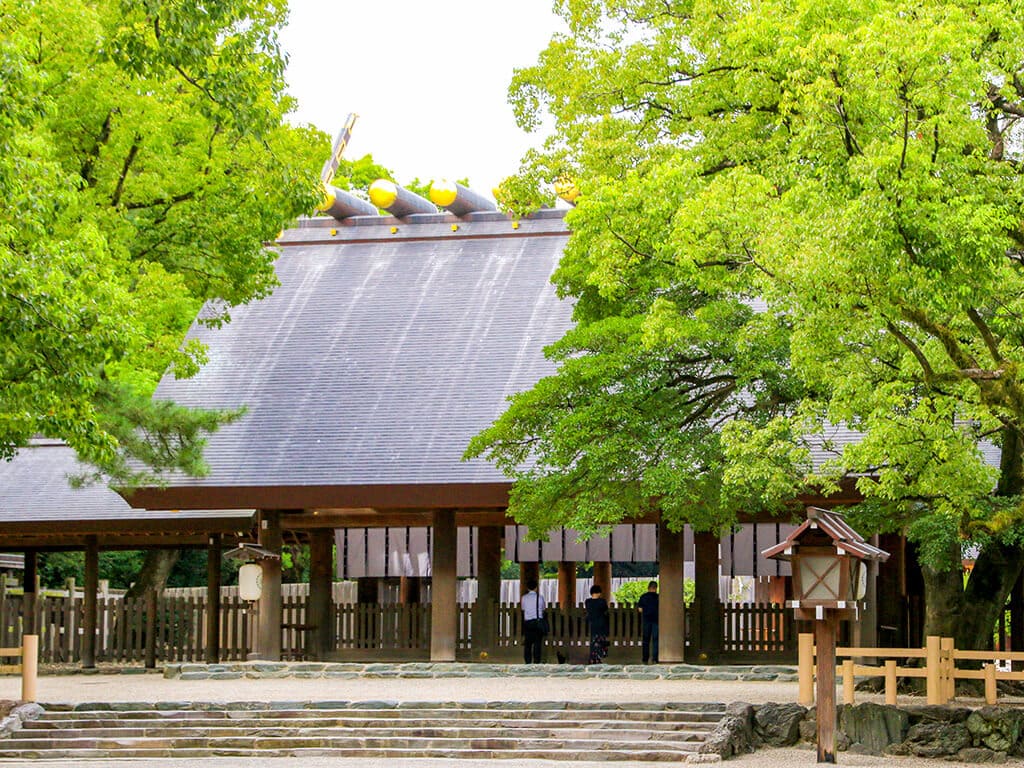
[0,0,326,483]
[613,578,694,607]
[471,0,1024,648]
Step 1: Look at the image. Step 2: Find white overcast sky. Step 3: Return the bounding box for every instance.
[279,1,564,198]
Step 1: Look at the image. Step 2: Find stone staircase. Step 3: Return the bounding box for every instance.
[0,701,725,761]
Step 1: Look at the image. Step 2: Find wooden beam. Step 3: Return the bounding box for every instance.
[659,518,685,663]
[205,534,221,664]
[431,509,457,662]
[255,511,283,661]
[82,536,98,669]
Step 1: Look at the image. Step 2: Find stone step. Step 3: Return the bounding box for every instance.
[8,725,712,742]
[0,735,704,752]
[36,706,725,723]
[0,702,724,762]
[21,720,716,735]
[25,712,720,727]
[0,746,702,761]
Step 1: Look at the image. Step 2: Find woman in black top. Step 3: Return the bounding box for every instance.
[584,584,609,664]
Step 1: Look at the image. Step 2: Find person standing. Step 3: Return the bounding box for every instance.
[520,578,546,664]
[585,584,609,664]
[637,580,659,664]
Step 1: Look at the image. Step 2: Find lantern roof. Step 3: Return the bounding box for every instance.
[761,507,889,563]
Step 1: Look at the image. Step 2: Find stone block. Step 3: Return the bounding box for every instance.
[838,702,908,754]
[754,702,806,747]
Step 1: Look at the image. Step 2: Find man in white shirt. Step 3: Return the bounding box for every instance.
[520,578,547,663]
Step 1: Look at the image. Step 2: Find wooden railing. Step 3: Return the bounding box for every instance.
[0,593,791,664]
[800,633,1024,706]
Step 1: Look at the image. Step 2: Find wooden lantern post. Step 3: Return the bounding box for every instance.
[763,508,889,764]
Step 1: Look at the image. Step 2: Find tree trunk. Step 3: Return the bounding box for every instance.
[124,550,180,599]
[950,426,1024,650]
[957,541,1024,651]
[920,557,963,641]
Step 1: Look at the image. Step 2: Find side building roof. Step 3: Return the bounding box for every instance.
[0,439,254,549]
[128,210,574,511]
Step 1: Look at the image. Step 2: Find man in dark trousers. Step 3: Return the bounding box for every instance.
[520,578,547,663]
[637,580,659,664]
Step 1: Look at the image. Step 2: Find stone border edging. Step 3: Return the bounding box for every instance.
[0,702,44,738]
[700,701,1024,764]
[159,661,798,682]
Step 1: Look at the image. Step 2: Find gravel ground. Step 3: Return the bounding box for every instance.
[0,671,1021,766]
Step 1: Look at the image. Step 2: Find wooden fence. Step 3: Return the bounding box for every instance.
[0,593,792,664]
[800,633,1024,707]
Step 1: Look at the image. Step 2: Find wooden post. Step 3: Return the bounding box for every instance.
[926,635,942,705]
[885,659,897,705]
[519,561,540,598]
[474,526,501,656]
[842,659,855,704]
[694,531,721,663]
[257,510,283,660]
[307,529,334,660]
[556,562,576,608]
[399,576,421,604]
[431,509,457,661]
[592,561,612,601]
[205,534,222,663]
[82,536,99,669]
[659,518,685,663]
[22,550,37,636]
[815,612,839,764]
[941,636,955,702]
[145,588,157,669]
[1012,572,1023,671]
[21,634,37,703]
[63,578,75,663]
[984,663,997,705]
[798,632,815,706]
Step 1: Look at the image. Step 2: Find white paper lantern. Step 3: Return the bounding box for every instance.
[239,563,263,601]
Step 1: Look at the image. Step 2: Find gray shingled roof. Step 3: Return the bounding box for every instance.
[0,438,252,525]
[142,211,573,507]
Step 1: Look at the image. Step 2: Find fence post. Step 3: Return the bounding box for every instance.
[798,632,814,706]
[884,659,897,705]
[984,663,997,705]
[941,637,955,702]
[145,589,157,669]
[926,635,942,704]
[21,634,37,703]
[842,659,855,705]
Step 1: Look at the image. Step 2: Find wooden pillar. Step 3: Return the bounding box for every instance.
[694,531,721,662]
[256,510,283,660]
[519,561,540,597]
[474,526,501,655]
[22,550,37,636]
[145,587,157,669]
[82,536,99,669]
[816,613,840,763]
[1012,571,1024,671]
[592,561,612,601]
[356,577,379,604]
[205,534,222,663]
[399,576,421,604]
[307,529,334,661]
[431,509,458,661]
[659,518,685,663]
[557,562,576,608]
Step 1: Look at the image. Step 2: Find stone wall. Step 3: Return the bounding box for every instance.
[700,701,1024,764]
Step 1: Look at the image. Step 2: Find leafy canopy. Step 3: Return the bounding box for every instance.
[471,0,1024,565]
[0,0,326,482]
